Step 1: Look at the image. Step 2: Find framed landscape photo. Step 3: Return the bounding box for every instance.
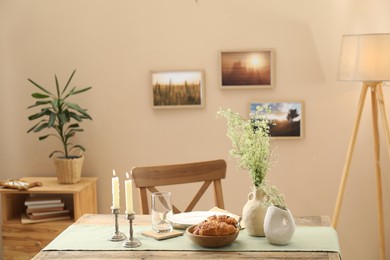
[220,49,274,89]
[151,70,204,109]
[249,101,304,139]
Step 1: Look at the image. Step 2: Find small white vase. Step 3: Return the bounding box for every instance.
[242,188,267,237]
[264,205,295,245]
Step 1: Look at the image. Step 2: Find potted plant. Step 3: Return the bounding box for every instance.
[217,106,288,236]
[27,70,92,184]
[262,182,295,245]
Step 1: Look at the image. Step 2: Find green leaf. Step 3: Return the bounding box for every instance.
[67,131,76,138]
[34,122,49,132]
[28,109,51,120]
[55,74,60,98]
[62,70,76,95]
[66,102,92,119]
[48,112,56,127]
[28,78,52,95]
[49,150,64,158]
[63,87,76,100]
[66,129,83,137]
[82,113,92,120]
[67,123,80,128]
[68,86,92,97]
[57,99,64,110]
[57,112,69,124]
[27,120,45,133]
[51,99,60,110]
[39,135,50,140]
[27,100,52,109]
[69,145,85,154]
[32,93,50,99]
[68,112,82,122]
[78,110,92,120]
[65,102,83,111]
[64,132,76,143]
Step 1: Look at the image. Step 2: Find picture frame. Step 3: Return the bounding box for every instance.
[249,101,304,139]
[220,49,274,89]
[151,70,205,109]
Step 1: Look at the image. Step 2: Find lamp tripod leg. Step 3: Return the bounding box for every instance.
[377,84,390,160]
[332,84,369,228]
[372,85,386,260]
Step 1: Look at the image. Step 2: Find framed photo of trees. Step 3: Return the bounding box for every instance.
[220,49,274,89]
[249,101,304,139]
[151,70,204,109]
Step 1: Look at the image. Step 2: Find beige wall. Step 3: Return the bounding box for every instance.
[1,0,390,259]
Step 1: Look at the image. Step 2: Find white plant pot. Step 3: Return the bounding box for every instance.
[264,205,295,245]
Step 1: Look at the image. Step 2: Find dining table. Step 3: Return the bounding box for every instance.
[32,213,341,260]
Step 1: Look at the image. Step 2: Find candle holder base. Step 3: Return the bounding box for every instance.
[123,212,142,248]
[123,237,142,248]
[108,232,127,242]
[108,207,126,242]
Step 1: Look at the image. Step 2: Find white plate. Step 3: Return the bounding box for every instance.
[168,211,235,227]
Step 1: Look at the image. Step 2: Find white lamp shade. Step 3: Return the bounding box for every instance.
[337,33,390,82]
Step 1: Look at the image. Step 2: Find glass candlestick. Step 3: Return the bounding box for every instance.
[108,207,126,241]
[123,212,142,248]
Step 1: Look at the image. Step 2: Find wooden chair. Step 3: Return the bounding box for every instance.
[132,159,226,214]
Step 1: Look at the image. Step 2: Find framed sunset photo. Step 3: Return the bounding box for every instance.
[249,101,304,139]
[151,70,204,109]
[220,49,274,89]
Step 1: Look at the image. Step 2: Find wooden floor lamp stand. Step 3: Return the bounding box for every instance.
[332,82,389,260]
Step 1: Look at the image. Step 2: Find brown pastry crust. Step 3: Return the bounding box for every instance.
[207,215,238,226]
[193,215,238,236]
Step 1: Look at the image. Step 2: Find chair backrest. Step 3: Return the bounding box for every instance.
[132,159,226,214]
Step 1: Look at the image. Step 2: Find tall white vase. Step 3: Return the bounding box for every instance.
[263,205,295,245]
[242,188,267,237]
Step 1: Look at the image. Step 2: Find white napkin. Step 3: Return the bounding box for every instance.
[209,207,243,229]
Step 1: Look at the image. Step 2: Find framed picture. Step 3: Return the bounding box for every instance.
[151,70,204,109]
[220,49,274,89]
[249,101,304,139]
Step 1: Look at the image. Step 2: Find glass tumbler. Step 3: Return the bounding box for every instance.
[151,191,173,233]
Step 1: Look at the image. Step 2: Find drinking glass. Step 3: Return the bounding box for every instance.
[151,191,173,233]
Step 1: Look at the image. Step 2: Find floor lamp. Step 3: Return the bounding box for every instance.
[332,33,390,260]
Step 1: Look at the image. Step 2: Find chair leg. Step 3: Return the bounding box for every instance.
[139,188,149,214]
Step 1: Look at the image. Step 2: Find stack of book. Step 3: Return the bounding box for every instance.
[22,197,71,224]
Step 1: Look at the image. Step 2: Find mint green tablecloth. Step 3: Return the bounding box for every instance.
[43,224,340,254]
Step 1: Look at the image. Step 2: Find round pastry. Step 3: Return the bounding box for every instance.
[207,215,238,227]
[192,215,238,236]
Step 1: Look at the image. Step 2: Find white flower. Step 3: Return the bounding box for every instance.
[217,106,287,209]
[217,106,272,187]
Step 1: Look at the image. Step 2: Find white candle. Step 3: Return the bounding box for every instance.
[125,172,134,214]
[112,170,120,208]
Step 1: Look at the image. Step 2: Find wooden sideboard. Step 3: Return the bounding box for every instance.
[0,177,98,260]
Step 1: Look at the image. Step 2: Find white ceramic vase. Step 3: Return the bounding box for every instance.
[242,188,267,237]
[263,205,295,245]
